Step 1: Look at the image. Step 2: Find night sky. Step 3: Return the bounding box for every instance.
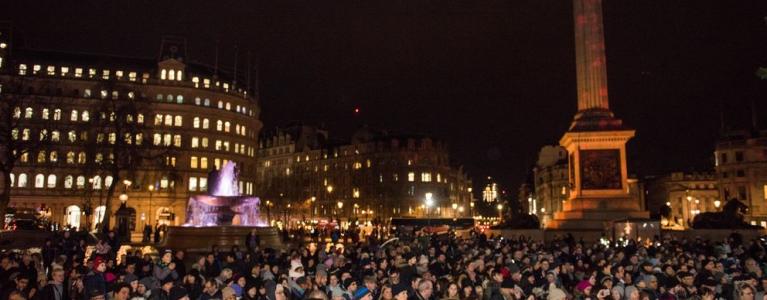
[2,1,767,196]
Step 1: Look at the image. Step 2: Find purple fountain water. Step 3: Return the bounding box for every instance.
[184,161,266,227]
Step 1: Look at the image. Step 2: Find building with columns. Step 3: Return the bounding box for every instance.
[255,125,473,225]
[532,145,569,227]
[0,33,262,234]
[715,129,767,227]
[645,172,720,229]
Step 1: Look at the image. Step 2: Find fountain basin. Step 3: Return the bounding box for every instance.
[160,225,283,251]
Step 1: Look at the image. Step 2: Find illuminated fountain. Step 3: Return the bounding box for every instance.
[184,162,266,226]
[162,162,280,250]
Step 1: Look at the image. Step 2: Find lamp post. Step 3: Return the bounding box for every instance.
[470,201,475,218]
[310,196,316,220]
[326,185,333,221]
[714,199,721,211]
[425,193,434,229]
[451,203,458,218]
[336,201,343,226]
[147,185,154,227]
[497,203,503,222]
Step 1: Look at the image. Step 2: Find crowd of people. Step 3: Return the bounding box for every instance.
[0,228,765,300]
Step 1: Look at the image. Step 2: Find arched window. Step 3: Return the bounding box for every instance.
[225,102,231,110]
[93,176,102,190]
[18,174,27,188]
[49,151,58,162]
[195,97,201,105]
[176,95,183,104]
[153,133,161,145]
[53,109,61,121]
[161,69,167,80]
[164,115,173,126]
[174,115,182,127]
[64,175,73,189]
[176,70,182,81]
[9,174,14,187]
[12,107,21,119]
[47,174,56,188]
[193,117,200,128]
[105,176,113,188]
[35,174,45,188]
[216,120,223,131]
[65,206,81,229]
[166,94,173,103]
[77,152,86,164]
[68,131,76,143]
[218,101,223,109]
[173,135,182,147]
[70,110,78,122]
[224,121,231,132]
[81,110,89,121]
[137,114,144,124]
[37,151,46,163]
[67,152,75,164]
[202,118,210,129]
[204,98,210,106]
[169,69,176,80]
[93,206,106,227]
[24,107,33,119]
[76,176,85,189]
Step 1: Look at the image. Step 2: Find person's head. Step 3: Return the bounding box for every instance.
[175,250,185,260]
[364,275,377,291]
[380,285,393,300]
[15,274,30,290]
[388,270,400,285]
[162,251,173,264]
[162,279,174,292]
[393,285,408,300]
[206,253,215,263]
[738,283,755,300]
[679,272,694,287]
[204,278,219,295]
[445,283,459,298]
[275,283,287,300]
[113,283,132,300]
[52,268,66,284]
[417,280,433,299]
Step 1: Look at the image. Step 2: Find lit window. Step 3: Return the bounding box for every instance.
[156,94,163,101]
[164,115,172,126]
[88,68,96,78]
[18,64,27,75]
[51,131,60,142]
[226,102,231,110]
[74,68,83,78]
[191,137,199,148]
[204,98,210,106]
[176,95,183,104]
[189,177,198,191]
[173,135,181,147]
[190,156,198,169]
[70,110,78,122]
[166,94,173,102]
[163,134,171,146]
[201,137,209,148]
[353,162,362,170]
[408,172,415,182]
[115,70,123,79]
[353,187,360,198]
[66,152,75,164]
[61,67,69,76]
[100,90,108,99]
[78,152,86,164]
[47,66,55,75]
[129,72,137,81]
[224,121,230,132]
[216,120,223,131]
[53,109,61,121]
[176,70,182,81]
[21,128,30,141]
[200,157,208,169]
[422,172,432,182]
[33,65,41,75]
[37,151,46,163]
[200,178,208,191]
[215,140,222,150]
[93,176,102,190]
[17,174,27,188]
[193,117,200,128]
[174,115,182,127]
[111,91,118,99]
[81,111,89,122]
[35,174,45,188]
[169,69,175,80]
[64,175,73,189]
[195,97,201,105]
[153,134,161,145]
[102,70,110,80]
[286,168,291,176]
[137,114,144,124]
[202,118,210,129]
[218,101,223,109]
[24,107,33,119]
[192,77,200,88]
[161,69,167,80]
[84,89,91,98]
[154,114,163,126]
[47,174,56,188]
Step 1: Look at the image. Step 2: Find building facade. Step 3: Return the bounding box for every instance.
[532,145,569,228]
[0,34,262,233]
[255,125,473,225]
[715,130,767,227]
[645,172,720,229]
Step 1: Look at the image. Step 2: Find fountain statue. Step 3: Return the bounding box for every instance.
[161,162,280,250]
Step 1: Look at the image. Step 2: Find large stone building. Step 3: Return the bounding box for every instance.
[715,129,767,227]
[255,125,473,224]
[532,145,569,228]
[645,172,720,229]
[0,33,262,233]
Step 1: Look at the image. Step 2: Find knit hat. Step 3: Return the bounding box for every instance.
[354,287,372,300]
[343,278,357,289]
[575,280,592,292]
[391,284,408,297]
[169,286,189,300]
[92,257,105,271]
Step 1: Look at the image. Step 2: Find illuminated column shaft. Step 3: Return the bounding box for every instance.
[574,0,610,111]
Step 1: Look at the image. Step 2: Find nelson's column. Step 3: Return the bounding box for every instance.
[547,0,649,230]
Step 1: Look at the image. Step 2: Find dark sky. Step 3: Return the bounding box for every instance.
[2,0,767,196]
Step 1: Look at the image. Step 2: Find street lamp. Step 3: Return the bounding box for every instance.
[470,201,475,217]
[451,203,458,218]
[119,193,128,204]
[497,204,503,221]
[425,193,434,217]
[714,199,721,210]
[148,185,154,227]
